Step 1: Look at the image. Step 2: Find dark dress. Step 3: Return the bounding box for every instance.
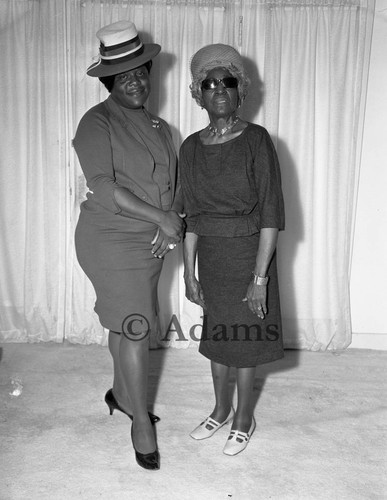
[180,123,285,368]
[73,96,179,334]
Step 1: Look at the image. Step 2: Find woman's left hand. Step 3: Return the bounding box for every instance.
[244,281,267,319]
[151,228,178,259]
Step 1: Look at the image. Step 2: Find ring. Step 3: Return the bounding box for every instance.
[257,306,262,310]
[168,243,176,250]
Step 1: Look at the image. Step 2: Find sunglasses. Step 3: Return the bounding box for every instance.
[201,77,239,90]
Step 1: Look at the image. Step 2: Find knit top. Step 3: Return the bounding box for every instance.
[179,123,285,237]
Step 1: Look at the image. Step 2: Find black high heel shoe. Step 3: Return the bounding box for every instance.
[104,389,160,425]
[131,424,160,470]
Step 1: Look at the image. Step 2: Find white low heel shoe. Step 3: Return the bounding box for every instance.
[190,408,235,440]
[223,417,256,456]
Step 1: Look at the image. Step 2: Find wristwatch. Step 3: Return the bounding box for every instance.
[252,273,269,286]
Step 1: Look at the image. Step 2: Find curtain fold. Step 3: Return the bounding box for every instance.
[260,0,375,349]
[0,0,68,342]
[0,0,375,350]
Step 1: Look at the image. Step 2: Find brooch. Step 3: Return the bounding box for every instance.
[151,119,161,129]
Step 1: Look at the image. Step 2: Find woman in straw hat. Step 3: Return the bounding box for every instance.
[180,44,285,455]
[73,20,184,470]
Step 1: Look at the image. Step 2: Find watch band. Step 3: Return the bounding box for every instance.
[252,272,269,286]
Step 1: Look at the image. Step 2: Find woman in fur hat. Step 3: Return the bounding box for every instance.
[180,44,285,455]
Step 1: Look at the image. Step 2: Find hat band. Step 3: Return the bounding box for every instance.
[99,45,146,66]
[100,36,143,60]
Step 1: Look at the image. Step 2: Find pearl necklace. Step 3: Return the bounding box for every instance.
[208,117,239,137]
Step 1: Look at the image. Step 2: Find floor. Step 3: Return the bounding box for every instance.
[0,343,386,500]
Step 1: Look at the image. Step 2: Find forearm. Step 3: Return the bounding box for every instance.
[253,228,279,276]
[113,186,166,225]
[183,232,205,308]
[171,183,184,213]
[183,232,198,278]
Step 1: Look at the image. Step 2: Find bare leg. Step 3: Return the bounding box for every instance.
[118,333,155,454]
[209,360,232,422]
[108,331,133,413]
[232,366,256,432]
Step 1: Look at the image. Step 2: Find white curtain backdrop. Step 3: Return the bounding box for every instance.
[259,0,375,349]
[0,0,374,350]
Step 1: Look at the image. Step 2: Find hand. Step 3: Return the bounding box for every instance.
[244,281,267,319]
[150,228,177,259]
[184,275,206,309]
[159,210,185,242]
[150,211,185,259]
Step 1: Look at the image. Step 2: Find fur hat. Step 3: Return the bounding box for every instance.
[190,43,245,81]
[87,20,161,77]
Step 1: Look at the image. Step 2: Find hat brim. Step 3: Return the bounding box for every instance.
[87,44,161,77]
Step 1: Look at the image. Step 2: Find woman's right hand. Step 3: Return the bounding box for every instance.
[184,275,206,309]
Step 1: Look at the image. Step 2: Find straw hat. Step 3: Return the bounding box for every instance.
[87,20,161,77]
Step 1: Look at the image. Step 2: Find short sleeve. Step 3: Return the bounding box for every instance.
[179,137,200,232]
[253,128,285,230]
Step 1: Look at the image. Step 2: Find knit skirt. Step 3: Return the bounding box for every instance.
[197,233,284,368]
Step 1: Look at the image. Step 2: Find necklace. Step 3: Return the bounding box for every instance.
[208,117,239,137]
